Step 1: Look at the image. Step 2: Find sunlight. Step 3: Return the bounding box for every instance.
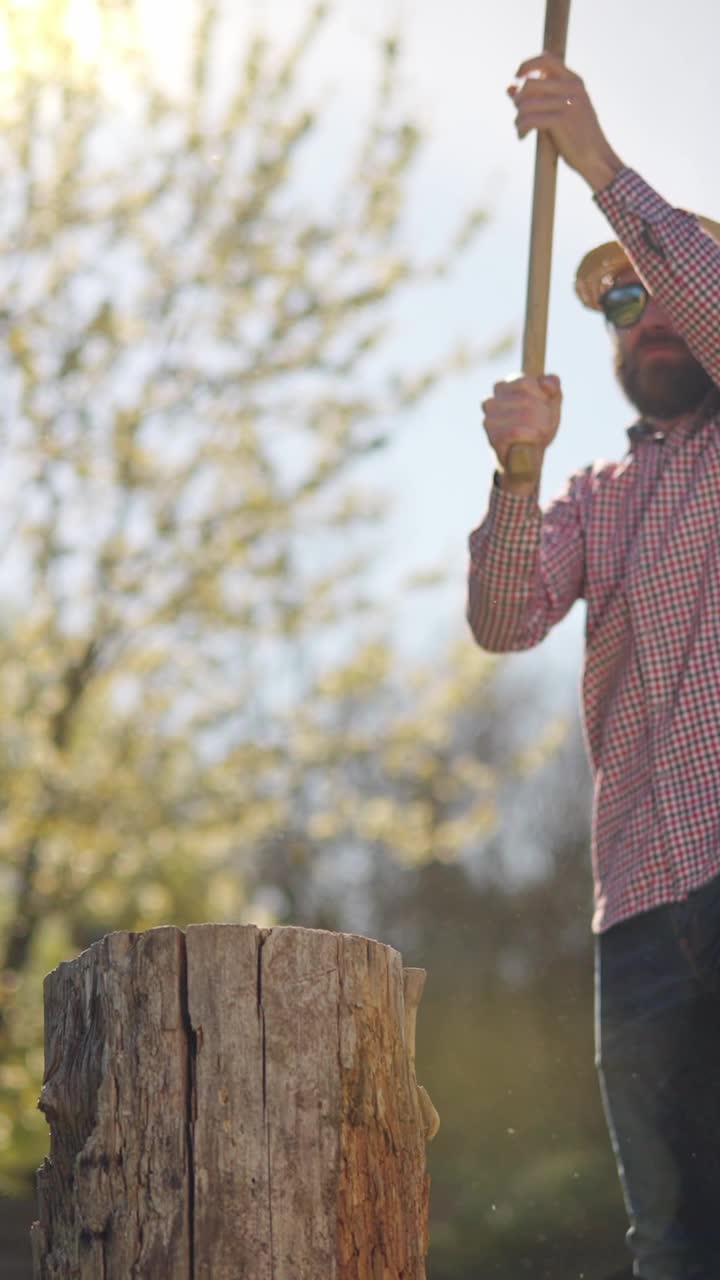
[0,0,143,83]
[63,0,101,65]
[0,25,12,78]
[0,1,224,100]
[0,0,103,75]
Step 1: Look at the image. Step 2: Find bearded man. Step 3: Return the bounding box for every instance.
[467,51,720,1280]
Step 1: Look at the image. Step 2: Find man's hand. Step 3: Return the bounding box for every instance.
[509,52,623,192]
[482,374,562,494]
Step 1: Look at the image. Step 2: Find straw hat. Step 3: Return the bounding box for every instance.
[574,215,720,310]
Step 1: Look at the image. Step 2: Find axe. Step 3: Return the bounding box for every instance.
[505,0,572,484]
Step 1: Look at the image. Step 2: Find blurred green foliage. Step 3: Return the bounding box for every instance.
[0,2,630,1276]
[384,721,630,1278]
[0,0,495,1196]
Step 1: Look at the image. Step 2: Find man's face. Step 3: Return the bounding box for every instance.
[610,268,714,421]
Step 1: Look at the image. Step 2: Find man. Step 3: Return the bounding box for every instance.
[467,52,720,1280]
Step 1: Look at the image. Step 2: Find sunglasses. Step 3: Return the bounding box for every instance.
[599,281,650,329]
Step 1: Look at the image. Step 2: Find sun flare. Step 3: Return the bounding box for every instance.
[63,0,102,64]
[0,0,111,78]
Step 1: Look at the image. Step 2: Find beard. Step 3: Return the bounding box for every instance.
[615,334,715,420]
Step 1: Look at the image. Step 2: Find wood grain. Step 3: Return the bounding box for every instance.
[32,927,191,1278]
[32,925,434,1278]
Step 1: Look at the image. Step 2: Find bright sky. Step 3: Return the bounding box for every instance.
[140,0,719,691]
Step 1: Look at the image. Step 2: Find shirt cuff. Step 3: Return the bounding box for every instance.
[487,473,541,541]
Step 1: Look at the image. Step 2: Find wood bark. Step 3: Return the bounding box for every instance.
[31,925,436,1279]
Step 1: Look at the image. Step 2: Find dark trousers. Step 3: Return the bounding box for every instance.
[595,873,720,1279]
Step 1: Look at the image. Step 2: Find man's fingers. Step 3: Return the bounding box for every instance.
[486,421,541,439]
[483,370,562,468]
[516,51,578,80]
[516,108,568,139]
[508,81,578,116]
[483,375,562,419]
[493,381,537,397]
[540,374,562,397]
[483,394,538,416]
[489,396,542,415]
[516,54,562,78]
[492,378,555,402]
[513,79,580,104]
[484,410,539,428]
[484,398,558,423]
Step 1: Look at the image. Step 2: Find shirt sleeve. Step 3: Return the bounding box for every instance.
[595,168,720,388]
[466,469,589,653]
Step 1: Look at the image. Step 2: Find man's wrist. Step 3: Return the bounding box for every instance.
[577,144,624,194]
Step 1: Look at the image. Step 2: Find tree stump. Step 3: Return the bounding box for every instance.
[31,924,438,1279]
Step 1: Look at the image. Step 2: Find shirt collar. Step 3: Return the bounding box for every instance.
[626,390,720,453]
[627,420,667,448]
[626,419,691,452]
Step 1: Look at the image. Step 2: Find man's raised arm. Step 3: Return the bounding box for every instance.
[511,51,720,387]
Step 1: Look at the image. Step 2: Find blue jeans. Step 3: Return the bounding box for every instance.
[596,873,720,1279]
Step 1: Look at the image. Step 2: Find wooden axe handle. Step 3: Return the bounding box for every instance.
[506,0,572,484]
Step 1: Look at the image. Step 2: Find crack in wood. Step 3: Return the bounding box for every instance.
[257,929,275,1279]
[179,930,195,1280]
[32,925,431,1278]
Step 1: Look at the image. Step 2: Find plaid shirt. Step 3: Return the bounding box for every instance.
[467,167,720,932]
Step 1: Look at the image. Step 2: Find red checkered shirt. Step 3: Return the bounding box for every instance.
[467,167,720,932]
